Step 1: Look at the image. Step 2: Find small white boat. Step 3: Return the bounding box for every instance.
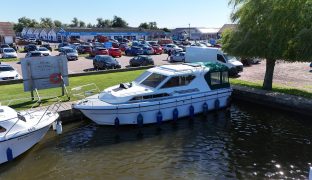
[0,105,59,164]
[73,62,232,125]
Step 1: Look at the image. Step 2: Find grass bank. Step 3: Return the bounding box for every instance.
[230,79,312,99]
[0,58,20,62]
[0,70,145,110]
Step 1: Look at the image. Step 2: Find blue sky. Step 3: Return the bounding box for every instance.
[0,0,233,28]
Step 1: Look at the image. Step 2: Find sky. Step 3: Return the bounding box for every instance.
[0,0,233,28]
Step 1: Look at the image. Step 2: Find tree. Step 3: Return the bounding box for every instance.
[87,23,93,28]
[13,17,39,32]
[79,21,86,28]
[162,28,171,32]
[111,16,128,28]
[70,17,79,27]
[138,22,149,29]
[222,0,312,90]
[54,20,63,28]
[96,18,112,28]
[40,18,54,28]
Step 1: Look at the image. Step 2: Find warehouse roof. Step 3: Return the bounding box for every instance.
[0,22,15,36]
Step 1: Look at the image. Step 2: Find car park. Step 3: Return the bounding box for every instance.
[24,44,37,52]
[40,44,53,51]
[0,44,10,53]
[119,43,129,52]
[108,48,122,58]
[38,47,51,56]
[0,64,20,81]
[152,45,163,55]
[93,55,121,70]
[59,47,78,61]
[129,55,154,67]
[1,48,17,58]
[77,45,92,54]
[170,52,185,62]
[58,42,70,50]
[125,46,143,56]
[25,51,43,58]
[90,47,109,57]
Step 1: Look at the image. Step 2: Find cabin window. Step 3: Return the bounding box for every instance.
[161,75,195,89]
[0,126,6,133]
[222,71,229,83]
[141,73,167,88]
[130,93,170,101]
[210,72,221,85]
[217,54,226,63]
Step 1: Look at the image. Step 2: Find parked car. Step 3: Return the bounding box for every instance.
[59,47,78,61]
[37,47,51,56]
[77,45,92,54]
[125,46,143,56]
[170,52,186,62]
[163,44,183,53]
[40,44,53,51]
[1,48,17,58]
[93,55,121,70]
[152,45,163,55]
[129,55,154,67]
[119,43,129,52]
[0,64,20,81]
[28,38,37,44]
[25,51,43,58]
[108,48,122,58]
[58,42,70,50]
[90,47,109,57]
[0,44,10,53]
[24,44,38,52]
[147,41,158,46]
[239,57,261,66]
[141,45,154,55]
[310,62,312,68]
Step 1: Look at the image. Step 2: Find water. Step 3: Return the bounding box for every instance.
[0,102,311,179]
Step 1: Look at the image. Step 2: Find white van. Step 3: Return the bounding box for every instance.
[185,47,243,76]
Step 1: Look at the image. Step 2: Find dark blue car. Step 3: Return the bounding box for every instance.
[125,46,143,56]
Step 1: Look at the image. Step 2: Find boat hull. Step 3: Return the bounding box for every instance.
[79,91,231,125]
[0,125,51,164]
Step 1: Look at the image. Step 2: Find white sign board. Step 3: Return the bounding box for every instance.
[21,56,69,92]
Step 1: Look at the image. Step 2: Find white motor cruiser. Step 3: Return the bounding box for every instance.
[73,62,232,126]
[0,105,60,164]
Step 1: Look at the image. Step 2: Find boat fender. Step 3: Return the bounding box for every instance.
[215,99,220,110]
[189,105,194,118]
[202,102,208,115]
[173,108,179,121]
[137,114,143,127]
[56,121,63,135]
[52,121,57,130]
[114,117,120,127]
[156,111,163,125]
[6,148,13,161]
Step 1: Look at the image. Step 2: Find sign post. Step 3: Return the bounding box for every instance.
[21,56,70,100]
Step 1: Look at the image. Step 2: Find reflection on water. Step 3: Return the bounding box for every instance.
[0,102,311,179]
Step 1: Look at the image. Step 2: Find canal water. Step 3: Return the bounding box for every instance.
[0,102,311,179]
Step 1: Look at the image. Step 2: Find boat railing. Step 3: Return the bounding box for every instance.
[1,96,68,138]
[71,83,101,99]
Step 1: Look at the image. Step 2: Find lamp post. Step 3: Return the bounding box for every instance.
[188,23,191,40]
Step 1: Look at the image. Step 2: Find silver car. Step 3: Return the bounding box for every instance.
[170,52,186,62]
[59,47,78,61]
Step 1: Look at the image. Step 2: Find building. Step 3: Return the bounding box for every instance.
[21,27,167,42]
[172,27,220,41]
[0,22,15,44]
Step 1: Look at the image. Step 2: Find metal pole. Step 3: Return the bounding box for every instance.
[189,23,191,40]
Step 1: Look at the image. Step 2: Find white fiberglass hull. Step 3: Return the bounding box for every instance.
[77,90,231,125]
[0,125,51,164]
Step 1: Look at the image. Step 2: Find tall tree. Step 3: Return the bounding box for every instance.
[111,16,128,28]
[13,17,39,32]
[139,22,158,29]
[87,23,93,28]
[40,17,54,28]
[79,21,86,27]
[96,18,112,28]
[162,28,171,32]
[70,17,79,27]
[138,22,149,29]
[222,0,312,90]
[54,20,63,28]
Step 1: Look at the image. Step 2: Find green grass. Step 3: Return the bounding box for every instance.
[0,70,145,110]
[0,58,20,62]
[78,54,90,57]
[230,78,312,99]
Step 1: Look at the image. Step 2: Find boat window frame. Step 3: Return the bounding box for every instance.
[160,74,196,89]
[130,93,170,101]
[140,72,168,89]
[204,70,230,90]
